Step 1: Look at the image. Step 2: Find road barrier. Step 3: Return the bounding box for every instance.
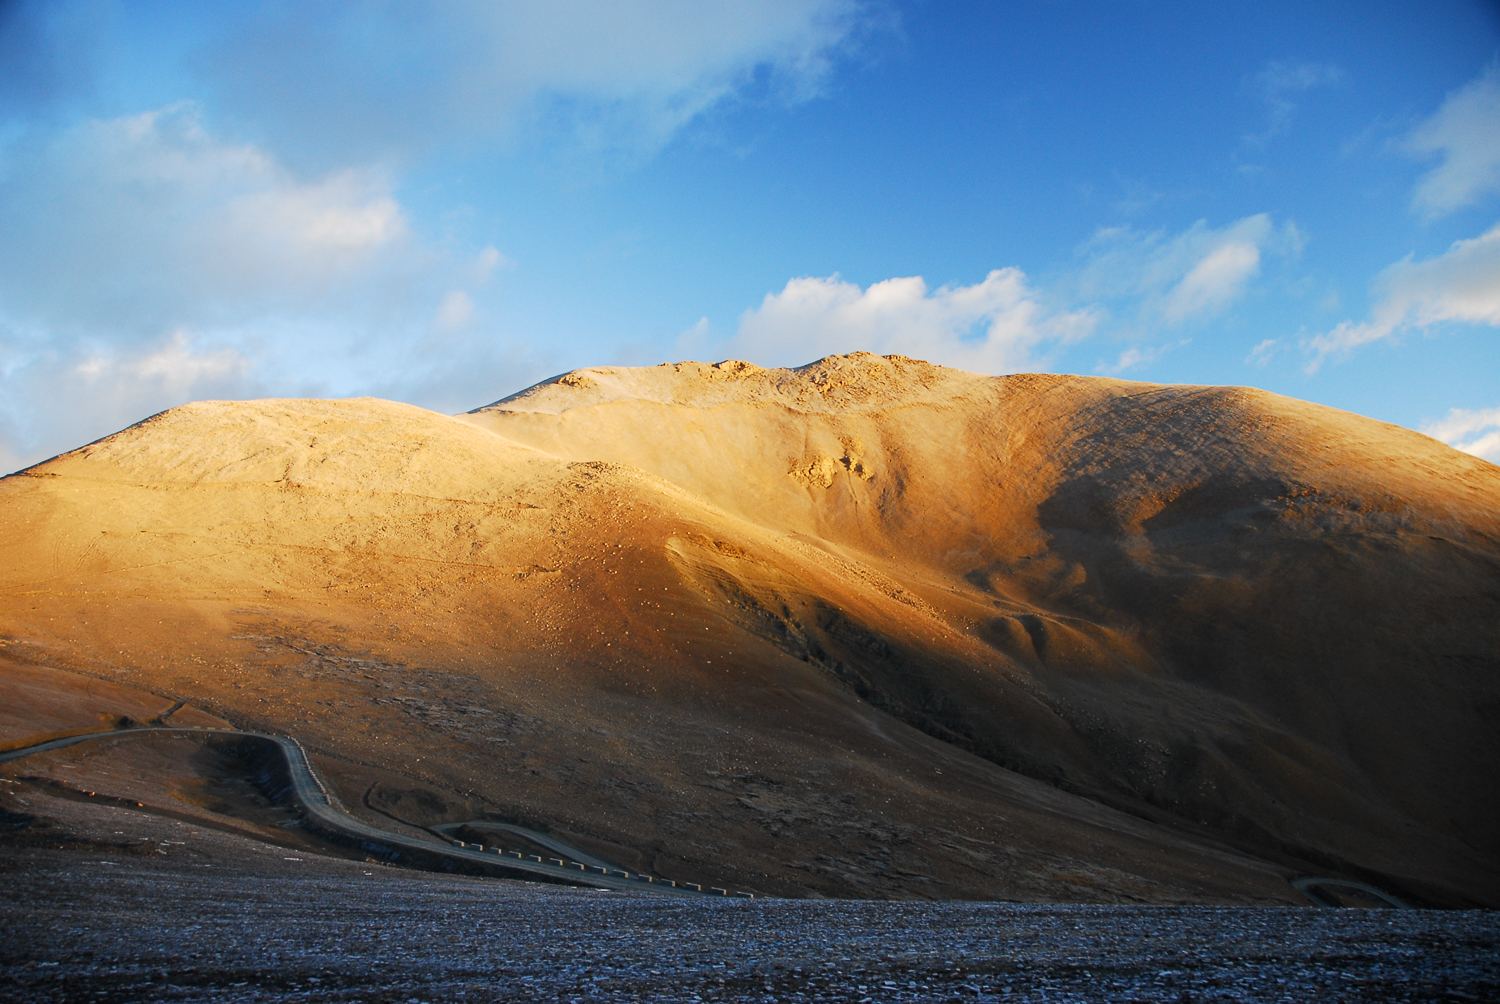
[442,839,754,897]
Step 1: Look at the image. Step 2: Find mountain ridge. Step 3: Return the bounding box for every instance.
[3,353,1496,904]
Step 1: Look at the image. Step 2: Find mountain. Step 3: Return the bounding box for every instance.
[3,353,1496,904]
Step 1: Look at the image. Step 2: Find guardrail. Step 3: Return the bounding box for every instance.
[441,838,755,897]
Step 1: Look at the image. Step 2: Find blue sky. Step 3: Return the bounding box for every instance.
[2,0,1498,471]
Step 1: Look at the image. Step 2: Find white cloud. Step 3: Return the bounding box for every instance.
[1106,347,1151,373]
[204,0,882,166]
[1306,222,1500,369]
[107,332,248,385]
[1246,338,1278,365]
[728,215,1297,377]
[282,192,404,250]
[1421,405,1500,464]
[1162,241,1261,322]
[1095,339,1189,376]
[1407,63,1500,218]
[1074,213,1299,325]
[730,270,1096,373]
[1254,61,1343,93]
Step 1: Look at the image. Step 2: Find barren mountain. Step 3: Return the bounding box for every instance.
[3,353,1496,904]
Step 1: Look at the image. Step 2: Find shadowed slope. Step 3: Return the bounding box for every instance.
[3,356,1496,903]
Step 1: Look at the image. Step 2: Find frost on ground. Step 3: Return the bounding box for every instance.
[1,816,1496,1004]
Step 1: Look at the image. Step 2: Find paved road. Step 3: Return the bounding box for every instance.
[5,728,1413,909]
[0,727,741,899]
[1291,876,1409,909]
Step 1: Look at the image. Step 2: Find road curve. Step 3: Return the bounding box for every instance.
[1291,876,1409,909]
[0,727,746,899]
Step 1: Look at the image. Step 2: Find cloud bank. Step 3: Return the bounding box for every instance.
[0,104,409,334]
[730,269,1095,373]
[0,103,508,472]
[0,2,891,471]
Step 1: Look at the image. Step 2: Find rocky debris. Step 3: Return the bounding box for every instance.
[2,840,1496,1003]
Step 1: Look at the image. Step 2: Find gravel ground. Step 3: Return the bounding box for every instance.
[3,834,1497,1004]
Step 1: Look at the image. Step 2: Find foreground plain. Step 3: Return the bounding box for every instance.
[2,798,1497,1004]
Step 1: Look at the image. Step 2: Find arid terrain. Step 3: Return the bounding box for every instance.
[2,353,1497,906]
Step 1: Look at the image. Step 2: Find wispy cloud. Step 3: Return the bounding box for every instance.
[1243,60,1343,146]
[84,332,249,386]
[201,0,885,167]
[730,270,1095,373]
[1421,405,1500,464]
[435,291,475,330]
[1305,222,1500,370]
[1246,338,1279,366]
[1073,213,1301,326]
[1095,340,1188,376]
[1162,241,1262,322]
[1406,62,1500,219]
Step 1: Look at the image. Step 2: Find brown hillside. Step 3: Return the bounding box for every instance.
[3,353,1497,904]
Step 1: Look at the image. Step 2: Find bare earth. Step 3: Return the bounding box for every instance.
[1,353,1497,907]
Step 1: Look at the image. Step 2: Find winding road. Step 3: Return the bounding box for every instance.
[1290,876,1409,909]
[4,727,1413,908]
[0,727,743,899]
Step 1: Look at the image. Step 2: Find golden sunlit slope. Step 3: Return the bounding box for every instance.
[2,355,1497,904]
[469,353,1500,903]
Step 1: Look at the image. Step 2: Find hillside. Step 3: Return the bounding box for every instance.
[3,353,1497,904]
